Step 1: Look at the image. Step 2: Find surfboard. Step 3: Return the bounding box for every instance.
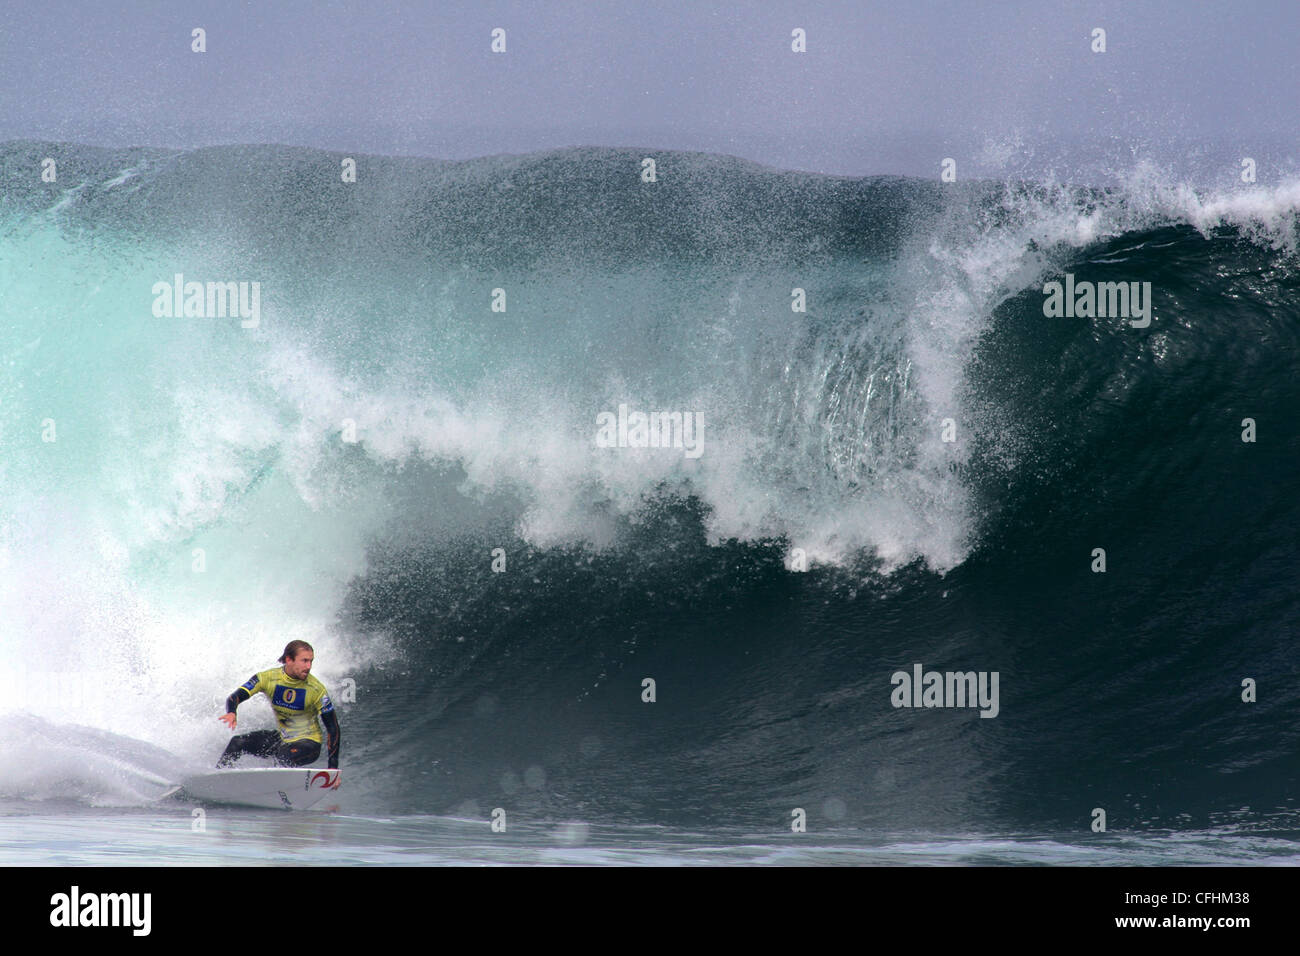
[168,768,341,810]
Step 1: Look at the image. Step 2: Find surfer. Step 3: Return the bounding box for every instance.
[217,640,340,770]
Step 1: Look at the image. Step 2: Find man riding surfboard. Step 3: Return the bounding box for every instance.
[218,640,340,770]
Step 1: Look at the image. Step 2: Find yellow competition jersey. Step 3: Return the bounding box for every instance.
[239,668,334,743]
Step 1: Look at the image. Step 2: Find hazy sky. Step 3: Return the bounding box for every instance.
[2,0,1296,177]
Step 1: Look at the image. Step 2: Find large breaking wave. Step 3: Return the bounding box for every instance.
[1,143,1297,831]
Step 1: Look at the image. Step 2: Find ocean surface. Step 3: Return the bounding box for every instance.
[1,142,1297,864]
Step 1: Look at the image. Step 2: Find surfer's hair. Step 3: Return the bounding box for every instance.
[279,640,314,663]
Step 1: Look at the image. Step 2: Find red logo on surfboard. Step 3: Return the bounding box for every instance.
[309,770,341,791]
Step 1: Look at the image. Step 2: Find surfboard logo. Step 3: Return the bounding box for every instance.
[310,770,341,791]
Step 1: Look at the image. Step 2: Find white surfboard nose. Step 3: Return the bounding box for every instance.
[178,768,341,810]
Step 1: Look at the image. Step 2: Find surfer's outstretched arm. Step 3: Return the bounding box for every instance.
[220,677,258,729]
[225,686,252,712]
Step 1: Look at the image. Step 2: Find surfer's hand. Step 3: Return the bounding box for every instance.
[219,713,237,730]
